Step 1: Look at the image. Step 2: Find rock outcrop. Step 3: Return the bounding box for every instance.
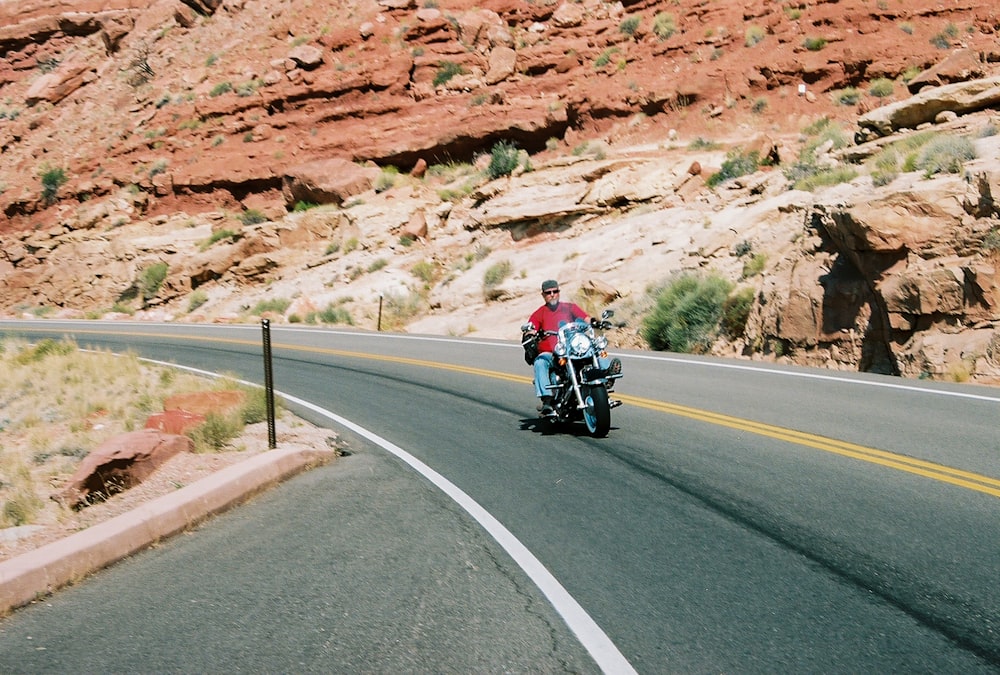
[2,0,1000,384]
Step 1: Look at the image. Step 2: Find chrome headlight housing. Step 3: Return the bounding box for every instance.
[554,342,567,357]
[594,335,608,350]
[568,332,593,357]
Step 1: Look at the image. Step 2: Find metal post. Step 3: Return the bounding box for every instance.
[377,294,384,332]
[261,318,276,449]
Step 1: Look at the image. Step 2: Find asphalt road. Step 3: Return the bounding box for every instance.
[2,320,999,673]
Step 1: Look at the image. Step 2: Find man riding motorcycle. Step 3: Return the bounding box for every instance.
[524,279,622,416]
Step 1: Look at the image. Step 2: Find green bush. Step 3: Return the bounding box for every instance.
[315,304,354,325]
[642,274,733,353]
[916,135,976,177]
[803,36,827,51]
[791,165,858,192]
[707,149,761,187]
[250,297,291,315]
[483,260,512,288]
[200,228,237,251]
[433,61,464,87]
[238,209,268,226]
[486,140,521,180]
[209,81,233,97]
[832,87,861,106]
[652,12,676,40]
[720,287,755,339]
[186,411,242,453]
[139,262,169,301]
[375,166,399,193]
[40,166,68,205]
[741,253,767,279]
[869,78,894,98]
[188,289,209,313]
[619,15,641,37]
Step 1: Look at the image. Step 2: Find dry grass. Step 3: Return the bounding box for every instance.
[0,337,325,546]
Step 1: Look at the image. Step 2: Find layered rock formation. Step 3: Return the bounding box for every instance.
[2,0,1000,383]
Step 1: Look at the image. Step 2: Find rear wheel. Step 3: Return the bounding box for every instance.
[581,386,611,437]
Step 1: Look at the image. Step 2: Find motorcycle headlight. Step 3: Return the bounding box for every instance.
[594,336,608,350]
[554,342,567,357]
[568,333,592,357]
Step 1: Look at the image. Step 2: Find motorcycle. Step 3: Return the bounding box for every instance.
[521,309,623,437]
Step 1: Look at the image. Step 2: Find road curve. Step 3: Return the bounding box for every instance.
[2,320,999,673]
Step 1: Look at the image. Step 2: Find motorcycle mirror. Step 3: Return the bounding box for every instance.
[520,322,535,332]
[601,309,615,320]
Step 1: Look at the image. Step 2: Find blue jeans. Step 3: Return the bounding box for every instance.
[533,352,555,398]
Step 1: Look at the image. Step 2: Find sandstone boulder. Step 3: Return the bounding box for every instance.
[858,75,1000,138]
[282,159,380,208]
[55,430,194,509]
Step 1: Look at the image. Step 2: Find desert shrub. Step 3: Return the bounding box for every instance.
[40,166,68,205]
[869,78,894,98]
[832,87,861,106]
[2,485,42,526]
[188,289,209,312]
[720,287,755,339]
[689,137,720,150]
[367,258,388,273]
[652,12,676,40]
[707,149,761,187]
[315,304,354,325]
[375,166,399,193]
[745,25,765,47]
[751,97,768,114]
[619,15,641,37]
[139,262,169,301]
[209,81,233,97]
[380,289,426,330]
[250,297,291,315]
[483,260,512,288]
[642,273,733,353]
[486,140,521,179]
[235,79,262,97]
[238,209,267,226]
[294,200,319,211]
[741,253,767,279]
[237,385,272,425]
[186,411,242,452]
[868,148,901,187]
[915,135,976,177]
[803,36,827,51]
[792,165,859,192]
[411,260,437,284]
[984,228,1000,251]
[200,228,237,251]
[13,338,76,365]
[594,48,618,69]
[433,61,464,87]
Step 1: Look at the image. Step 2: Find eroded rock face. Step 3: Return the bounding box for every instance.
[2,0,1000,384]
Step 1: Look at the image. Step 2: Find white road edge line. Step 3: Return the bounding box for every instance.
[147,357,638,675]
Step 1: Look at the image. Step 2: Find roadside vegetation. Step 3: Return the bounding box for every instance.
[0,337,279,529]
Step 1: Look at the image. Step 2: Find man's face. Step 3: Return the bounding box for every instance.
[543,287,560,307]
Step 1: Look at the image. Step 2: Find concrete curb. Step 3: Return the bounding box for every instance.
[0,447,336,616]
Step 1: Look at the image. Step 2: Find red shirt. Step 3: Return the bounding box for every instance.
[529,301,588,353]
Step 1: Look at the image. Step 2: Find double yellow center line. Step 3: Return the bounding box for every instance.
[618,393,1000,499]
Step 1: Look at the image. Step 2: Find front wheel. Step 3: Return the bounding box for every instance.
[581,386,611,438]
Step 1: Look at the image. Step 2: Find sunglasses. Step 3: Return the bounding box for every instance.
[543,289,560,296]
